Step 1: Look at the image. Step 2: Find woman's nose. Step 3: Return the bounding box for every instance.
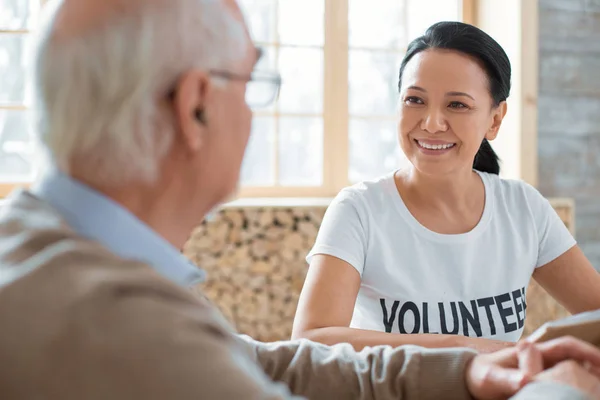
[420,108,448,133]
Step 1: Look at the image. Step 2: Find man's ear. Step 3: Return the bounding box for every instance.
[194,109,207,125]
[485,101,508,141]
[173,70,211,153]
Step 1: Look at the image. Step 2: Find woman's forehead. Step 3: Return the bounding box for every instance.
[402,49,489,92]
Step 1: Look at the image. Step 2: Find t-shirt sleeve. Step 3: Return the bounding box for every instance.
[523,184,577,268]
[306,189,369,276]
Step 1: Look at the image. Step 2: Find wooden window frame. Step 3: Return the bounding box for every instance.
[3,0,542,201]
[237,0,477,199]
[0,0,44,198]
[474,0,539,186]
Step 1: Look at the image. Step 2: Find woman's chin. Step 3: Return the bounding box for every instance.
[408,158,463,177]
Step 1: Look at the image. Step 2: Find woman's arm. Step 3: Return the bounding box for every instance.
[292,254,514,354]
[523,183,600,314]
[533,245,600,314]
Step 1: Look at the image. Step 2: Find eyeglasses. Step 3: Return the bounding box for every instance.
[167,69,281,109]
[210,69,281,109]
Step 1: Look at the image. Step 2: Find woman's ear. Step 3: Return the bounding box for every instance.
[485,101,508,141]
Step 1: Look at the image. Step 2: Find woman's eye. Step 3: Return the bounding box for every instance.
[405,97,423,105]
[449,101,468,109]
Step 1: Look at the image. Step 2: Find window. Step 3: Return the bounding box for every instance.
[239,0,326,194]
[0,0,40,196]
[238,0,470,198]
[0,0,472,198]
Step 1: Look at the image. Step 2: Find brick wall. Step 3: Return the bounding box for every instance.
[538,0,600,269]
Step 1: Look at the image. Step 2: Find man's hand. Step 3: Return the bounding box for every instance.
[465,345,529,400]
[465,336,600,400]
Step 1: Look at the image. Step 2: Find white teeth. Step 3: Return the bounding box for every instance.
[417,140,455,150]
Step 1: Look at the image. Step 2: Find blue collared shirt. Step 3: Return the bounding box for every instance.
[30,170,205,287]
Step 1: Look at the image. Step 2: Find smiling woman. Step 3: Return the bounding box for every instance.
[396,19,510,178]
[291,21,600,354]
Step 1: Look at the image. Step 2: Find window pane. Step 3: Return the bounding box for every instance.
[348,118,410,183]
[241,116,276,186]
[406,0,461,40]
[0,0,38,30]
[349,50,402,116]
[278,117,322,186]
[0,109,35,182]
[252,46,277,112]
[349,0,406,49]
[278,0,324,46]
[238,0,276,43]
[0,34,32,105]
[278,47,323,114]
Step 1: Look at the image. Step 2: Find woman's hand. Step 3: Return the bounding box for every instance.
[534,360,600,399]
[465,336,600,400]
[519,338,600,399]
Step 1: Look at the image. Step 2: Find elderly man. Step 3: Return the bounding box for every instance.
[0,0,599,399]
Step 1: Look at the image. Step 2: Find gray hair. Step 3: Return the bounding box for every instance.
[34,0,246,186]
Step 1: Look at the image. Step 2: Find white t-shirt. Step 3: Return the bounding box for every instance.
[306,170,576,342]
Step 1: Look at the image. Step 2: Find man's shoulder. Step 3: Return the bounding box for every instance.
[0,191,245,397]
[0,189,114,285]
[0,189,212,317]
[0,243,246,399]
[1,189,68,233]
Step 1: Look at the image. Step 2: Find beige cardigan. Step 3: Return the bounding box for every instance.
[0,191,587,400]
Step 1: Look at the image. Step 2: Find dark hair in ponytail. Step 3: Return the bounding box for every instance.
[397,21,511,175]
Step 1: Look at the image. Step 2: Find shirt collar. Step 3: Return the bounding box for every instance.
[30,170,205,287]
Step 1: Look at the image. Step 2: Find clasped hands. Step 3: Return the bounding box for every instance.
[466,336,600,400]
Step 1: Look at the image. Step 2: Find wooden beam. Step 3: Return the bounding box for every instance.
[462,0,478,25]
[236,185,338,199]
[520,0,539,187]
[0,105,29,111]
[0,183,30,198]
[322,0,349,193]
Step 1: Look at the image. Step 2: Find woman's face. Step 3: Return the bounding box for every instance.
[397,49,506,176]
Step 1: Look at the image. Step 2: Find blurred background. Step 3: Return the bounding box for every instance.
[0,0,597,340]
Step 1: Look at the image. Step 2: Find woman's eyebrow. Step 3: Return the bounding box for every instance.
[405,86,475,101]
[406,85,426,92]
[446,91,475,100]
